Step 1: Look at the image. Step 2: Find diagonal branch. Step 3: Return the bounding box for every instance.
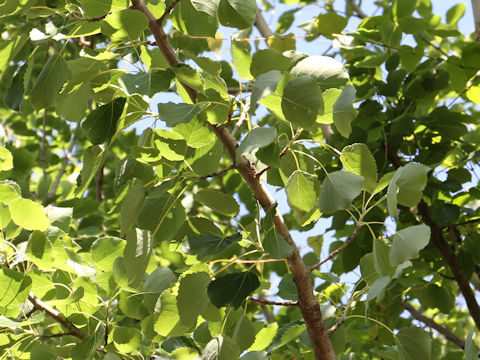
[130,1,336,358]
[156,0,181,25]
[472,0,480,41]
[310,225,361,272]
[28,294,86,340]
[346,0,367,19]
[402,301,465,349]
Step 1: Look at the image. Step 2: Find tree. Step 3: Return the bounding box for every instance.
[0,0,479,359]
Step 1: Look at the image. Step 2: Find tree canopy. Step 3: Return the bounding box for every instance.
[0,0,480,359]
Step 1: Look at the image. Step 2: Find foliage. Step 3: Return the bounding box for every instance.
[0,0,479,359]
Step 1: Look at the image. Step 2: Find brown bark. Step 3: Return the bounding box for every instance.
[130,1,336,358]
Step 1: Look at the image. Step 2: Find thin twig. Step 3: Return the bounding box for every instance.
[38,332,76,338]
[198,164,237,180]
[310,225,361,272]
[442,217,480,228]
[156,0,181,24]
[327,317,346,334]
[402,301,465,349]
[418,33,449,58]
[248,297,299,307]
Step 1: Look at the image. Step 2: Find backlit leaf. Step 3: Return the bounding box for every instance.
[9,198,49,231]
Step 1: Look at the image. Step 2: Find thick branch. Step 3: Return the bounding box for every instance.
[402,301,465,349]
[472,0,480,41]
[28,294,86,340]
[131,1,336,358]
[310,225,360,272]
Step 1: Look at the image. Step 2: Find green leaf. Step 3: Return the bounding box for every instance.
[78,0,111,17]
[202,335,241,360]
[262,204,294,259]
[316,88,340,124]
[110,326,142,353]
[158,102,207,127]
[0,147,13,171]
[232,315,256,351]
[387,163,430,217]
[207,272,260,308]
[143,267,176,312]
[249,70,282,114]
[177,272,211,327]
[398,16,428,34]
[4,64,25,111]
[291,56,349,90]
[373,239,395,277]
[218,0,257,29]
[175,118,215,148]
[250,49,291,78]
[285,170,320,212]
[137,194,186,240]
[231,41,253,80]
[30,55,71,111]
[75,145,104,196]
[0,202,10,229]
[91,237,125,272]
[9,198,49,231]
[340,143,377,192]
[71,327,104,360]
[466,330,480,360]
[319,171,364,214]
[188,233,242,257]
[0,269,32,309]
[333,85,356,138]
[172,64,205,92]
[367,275,390,302]
[120,182,145,235]
[315,12,347,36]
[395,327,431,360]
[194,190,239,217]
[172,0,218,37]
[123,228,153,288]
[282,75,324,129]
[237,127,277,162]
[82,97,126,145]
[277,273,297,301]
[446,3,466,25]
[154,290,188,336]
[389,225,430,267]
[392,0,416,21]
[103,9,148,41]
[249,323,278,351]
[56,82,92,123]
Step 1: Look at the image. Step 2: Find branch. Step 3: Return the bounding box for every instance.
[254,6,273,40]
[198,164,237,180]
[443,217,480,228]
[327,316,346,334]
[346,0,368,19]
[131,1,337,358]
[248,296,299,307]
[156,0,181,25]
[310,225,361,272]
[472,0,480,41]
[401,301,465,349]
[28,294,86,340]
